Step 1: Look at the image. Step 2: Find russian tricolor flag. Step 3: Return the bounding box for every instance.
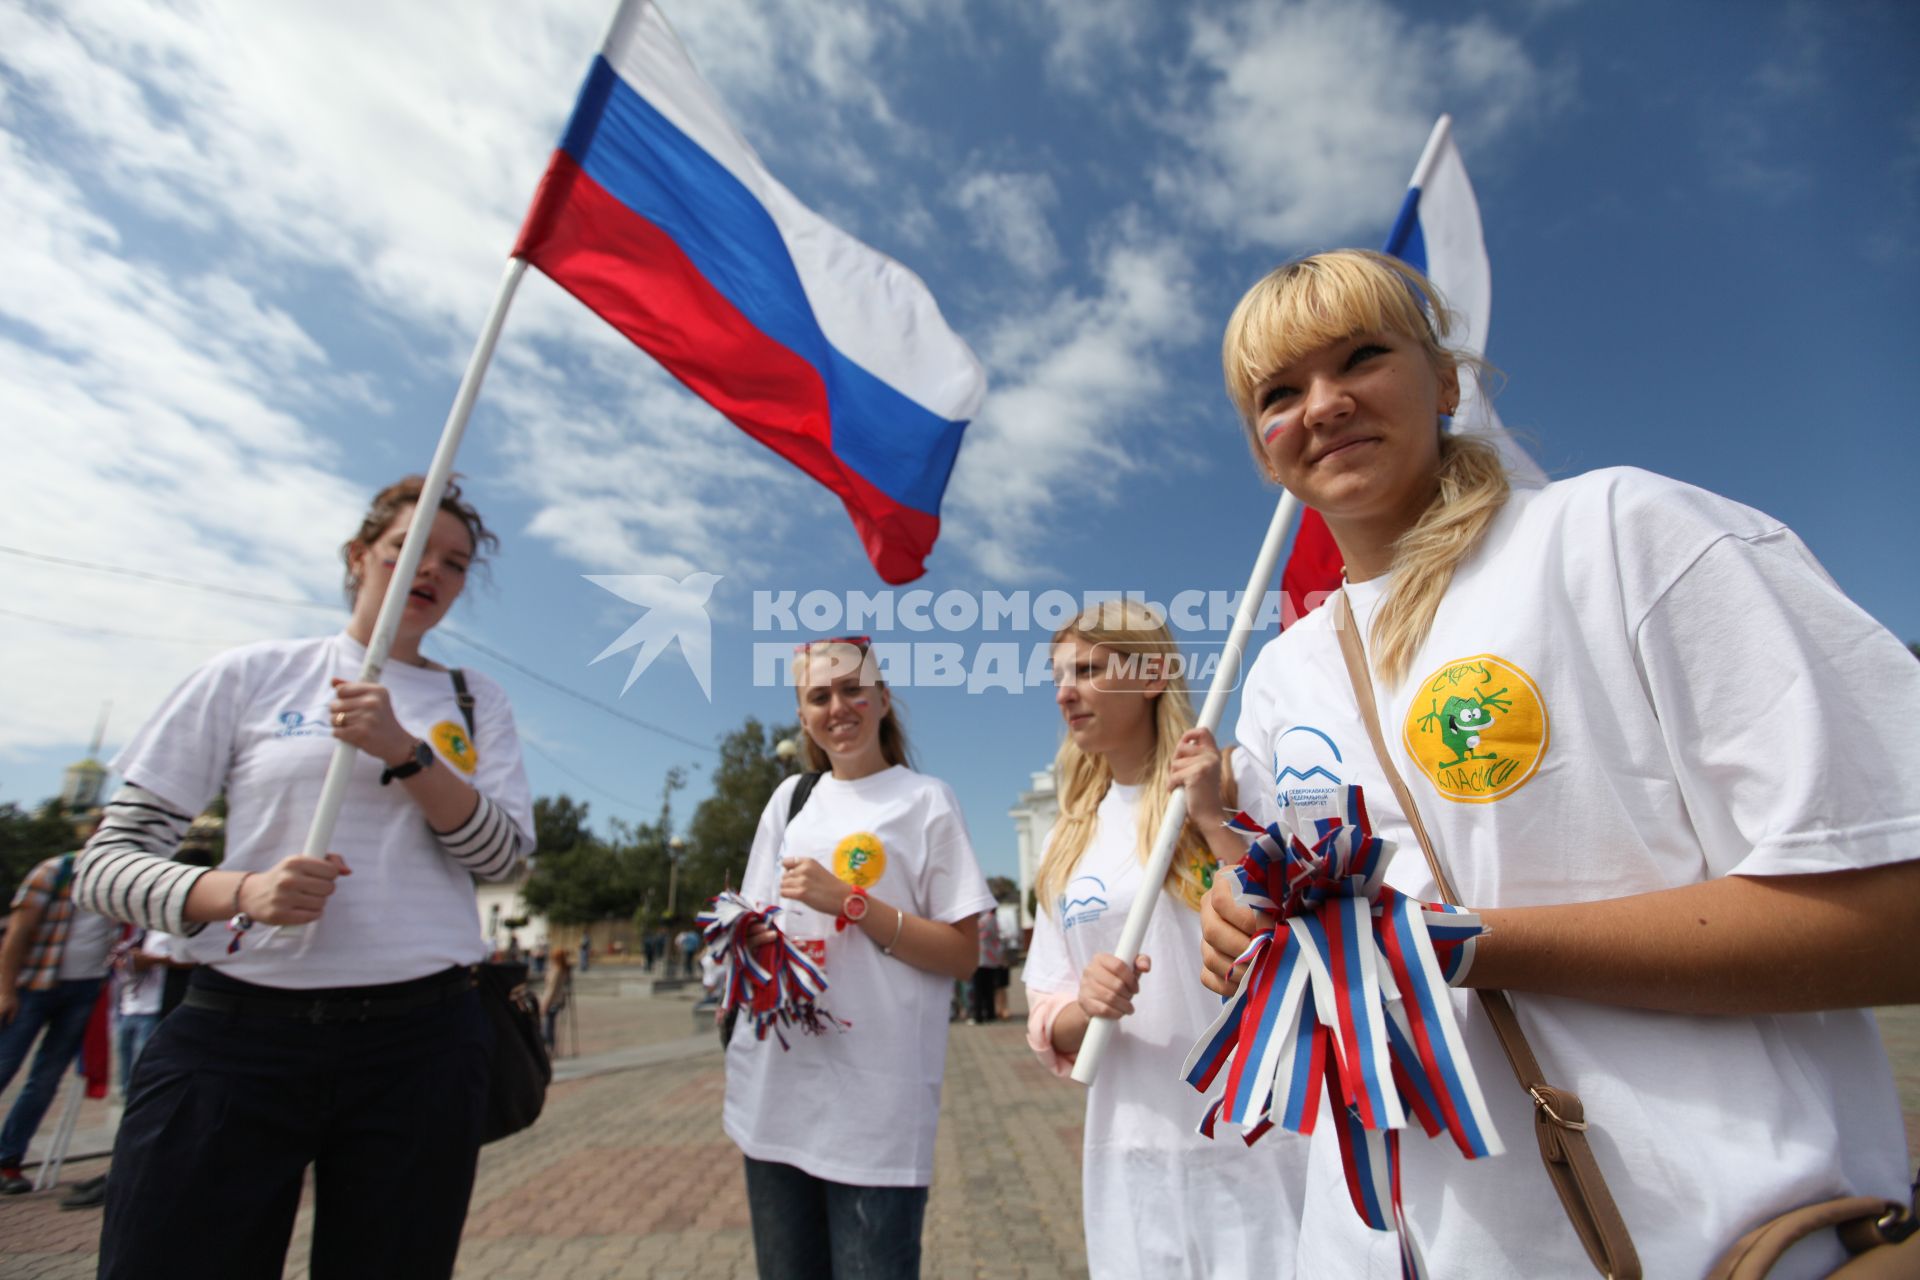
[1282,116,1544,620]
[515,1,986,584]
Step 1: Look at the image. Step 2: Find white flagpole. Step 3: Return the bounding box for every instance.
[270,256,529,945]
[1409,114,1453,193]
[1071,488,1301,1085]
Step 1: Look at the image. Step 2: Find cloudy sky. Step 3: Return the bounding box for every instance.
[3,0,1916,881]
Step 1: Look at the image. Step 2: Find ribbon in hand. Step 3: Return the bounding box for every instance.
[699,890,846,1049]
[1180,786,1501,1279]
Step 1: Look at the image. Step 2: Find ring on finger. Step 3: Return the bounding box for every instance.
[333,711,345,727]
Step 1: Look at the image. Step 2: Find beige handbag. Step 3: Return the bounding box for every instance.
[1330,590,1917,1279]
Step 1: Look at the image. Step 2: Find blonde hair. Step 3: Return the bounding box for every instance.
[795,642,914,773]
[1222,249,1511,685]
[1034,601,1215,919]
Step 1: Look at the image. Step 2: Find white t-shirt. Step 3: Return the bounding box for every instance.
[57,907,118,981]
[1024,781,1308,1280]
[723,765,995,1187]
[118,931,179,1016]
[1235,468,1918,1280]
[112,632,535,989]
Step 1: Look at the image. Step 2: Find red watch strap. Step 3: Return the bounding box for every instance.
[836,885,869,932]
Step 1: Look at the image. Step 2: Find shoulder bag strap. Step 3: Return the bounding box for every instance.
[449,669,477,741]
[1332,590,1641,1280]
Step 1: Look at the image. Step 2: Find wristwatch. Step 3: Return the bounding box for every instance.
[380,740,435,786]
[836,885,870,932]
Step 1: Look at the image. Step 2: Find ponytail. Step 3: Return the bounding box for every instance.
[1369,433,1509,685]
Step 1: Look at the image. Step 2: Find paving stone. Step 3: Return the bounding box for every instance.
[7,973,1914,1277]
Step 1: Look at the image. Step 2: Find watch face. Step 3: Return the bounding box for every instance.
[842,892,869,922]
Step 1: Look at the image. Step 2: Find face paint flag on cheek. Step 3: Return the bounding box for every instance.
[1179,785,1503,1279]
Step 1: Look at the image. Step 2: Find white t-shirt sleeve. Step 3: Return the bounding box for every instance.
[915,782,995,924]
[1633,526,1920,878]
[741,776,800,909]
[111,649,252,815]
[1232,646,1282,829]
[1022,884,1076,995]
[467,670,535,847]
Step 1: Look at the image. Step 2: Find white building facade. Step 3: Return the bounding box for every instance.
[1007,767,1058,931]
[474,867,547,953]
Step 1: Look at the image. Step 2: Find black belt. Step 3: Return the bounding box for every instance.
[183,966,473,1025]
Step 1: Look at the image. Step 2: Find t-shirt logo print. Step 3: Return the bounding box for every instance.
[1402,654,1549,803]
[430,720,478,773]
[832,832,887,888]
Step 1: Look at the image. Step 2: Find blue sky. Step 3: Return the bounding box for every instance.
[2,0,1916,883]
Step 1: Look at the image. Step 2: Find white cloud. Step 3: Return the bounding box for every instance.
[953,170,1063,278]
[0,132,364,754]
[0,0,935,758]
[1026,0,1159,94]
[943,232,1198,580]
[1158,0,1550,247]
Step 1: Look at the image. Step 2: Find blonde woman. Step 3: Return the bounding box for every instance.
[1201,249,1920,1277]
[723,638,994,1280]
[1023,601,1307,1279]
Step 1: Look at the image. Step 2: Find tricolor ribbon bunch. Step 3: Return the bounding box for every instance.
[698,891,846,1048]
[1180,786,1502,1278]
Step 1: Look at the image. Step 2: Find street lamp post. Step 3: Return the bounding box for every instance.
[666,834,686,919]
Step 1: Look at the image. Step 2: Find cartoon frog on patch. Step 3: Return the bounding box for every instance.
[1417,686,1514,769]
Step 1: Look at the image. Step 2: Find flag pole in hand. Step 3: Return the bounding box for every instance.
[1071,489,1301,1085]
[268,257,529,947]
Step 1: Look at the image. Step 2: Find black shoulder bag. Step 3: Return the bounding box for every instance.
[451,669,553,1144]
[720,771,824,1048]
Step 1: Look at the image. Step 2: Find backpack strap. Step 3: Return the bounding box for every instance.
[788,771,824,824]
[450,669,477,741]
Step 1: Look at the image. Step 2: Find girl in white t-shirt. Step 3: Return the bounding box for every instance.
[723,637,995,1280]
[1023,600,1307,1279]
[74,475,534,1280]
[1201,249,1920,1278]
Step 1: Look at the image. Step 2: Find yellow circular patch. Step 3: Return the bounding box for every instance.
[832,832,887,888]
[430,720,479,774]
[1401,655,1548,804]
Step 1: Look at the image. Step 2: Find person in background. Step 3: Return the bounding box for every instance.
[542,945,573,1055]
[678,925,700,979]
[0,849,116,1196]
[970,909,1003,1024]
[991,916,1014,1023]
[114,930,186,1097]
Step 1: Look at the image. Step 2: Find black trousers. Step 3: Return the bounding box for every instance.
[99,967,491,1280]
[970,967,997,1022]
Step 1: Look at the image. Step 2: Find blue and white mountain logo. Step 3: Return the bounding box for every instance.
[1273,725,1344,812]
[1059,875,1109,930]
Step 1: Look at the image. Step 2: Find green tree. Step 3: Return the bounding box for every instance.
[986,875,1018,904]
[523,776,695,928]
[0,799,80,901]
[681,717,799,910]
[523,793,629,925]
[533,794,592,857]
